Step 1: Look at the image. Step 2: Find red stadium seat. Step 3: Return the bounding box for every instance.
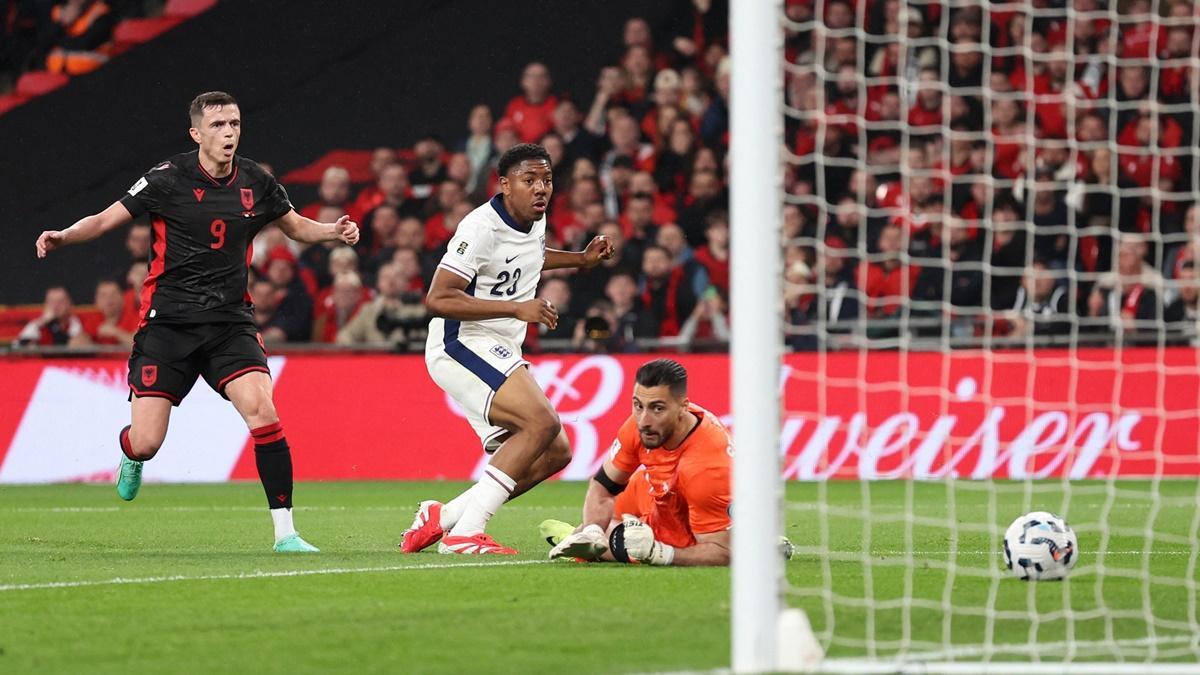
[111,17,183,55]
[15,71,69,97]
[164,0,217,19]
[0,93,29,116]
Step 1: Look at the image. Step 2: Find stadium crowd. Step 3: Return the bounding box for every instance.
[14,0,1200,352]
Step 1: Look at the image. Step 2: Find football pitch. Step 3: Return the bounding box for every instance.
[1,480,1197,673]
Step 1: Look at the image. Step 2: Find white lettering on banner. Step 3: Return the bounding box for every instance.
[0,358,286,484]
[463,356,625,480]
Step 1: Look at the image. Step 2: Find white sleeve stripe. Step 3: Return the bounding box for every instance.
[438,262,473,281]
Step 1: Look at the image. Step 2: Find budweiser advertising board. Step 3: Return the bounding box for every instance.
[0,349,1196,483]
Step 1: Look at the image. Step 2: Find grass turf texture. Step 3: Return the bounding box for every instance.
[0,480,1196,672]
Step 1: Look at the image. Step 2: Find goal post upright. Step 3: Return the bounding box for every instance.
[729,0,785,672]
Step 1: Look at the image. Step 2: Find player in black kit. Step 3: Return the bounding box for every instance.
[35,91,359,552]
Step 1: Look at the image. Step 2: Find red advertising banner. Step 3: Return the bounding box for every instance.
[1,349,1197,483]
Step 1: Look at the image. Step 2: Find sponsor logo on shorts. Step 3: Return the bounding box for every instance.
[490,344,512,359]
[141,365,158,387]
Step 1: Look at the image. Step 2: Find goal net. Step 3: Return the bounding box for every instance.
[732,0,1200,671]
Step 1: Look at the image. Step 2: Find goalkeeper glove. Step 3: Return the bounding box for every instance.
[615,515,675,566]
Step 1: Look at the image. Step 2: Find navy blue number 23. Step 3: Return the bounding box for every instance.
[489,268,522,296]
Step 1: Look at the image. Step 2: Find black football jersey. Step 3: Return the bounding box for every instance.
[119,150,293,326]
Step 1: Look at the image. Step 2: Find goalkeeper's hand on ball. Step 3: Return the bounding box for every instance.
[617,515,675,566]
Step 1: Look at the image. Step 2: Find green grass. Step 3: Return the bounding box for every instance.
[0,480,1197,673]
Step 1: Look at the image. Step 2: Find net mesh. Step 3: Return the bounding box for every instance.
[778,0,1200,665]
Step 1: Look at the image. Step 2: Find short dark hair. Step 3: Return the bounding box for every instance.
[189,91,238,124]
[498,143,551,177]
[635,359,688,397]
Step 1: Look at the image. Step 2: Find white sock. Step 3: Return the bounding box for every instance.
[439,485,479,530]
[448,467,516,537]
[271,508,296,541]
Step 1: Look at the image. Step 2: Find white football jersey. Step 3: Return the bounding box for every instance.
[429,195,547,348]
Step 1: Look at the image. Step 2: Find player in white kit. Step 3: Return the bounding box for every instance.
[401,143,614,555]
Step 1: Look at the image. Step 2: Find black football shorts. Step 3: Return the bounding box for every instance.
[127,320,270,406]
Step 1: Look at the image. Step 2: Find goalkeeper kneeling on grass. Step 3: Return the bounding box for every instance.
[541,358,794,566]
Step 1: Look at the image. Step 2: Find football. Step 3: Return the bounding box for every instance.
[1003,511,1078,581]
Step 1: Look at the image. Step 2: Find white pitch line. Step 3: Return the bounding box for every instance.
[0,559,552,593]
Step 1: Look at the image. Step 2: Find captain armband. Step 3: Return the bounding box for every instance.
[593,466,626,496]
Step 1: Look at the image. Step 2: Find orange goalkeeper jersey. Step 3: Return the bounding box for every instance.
[609,403,733,538]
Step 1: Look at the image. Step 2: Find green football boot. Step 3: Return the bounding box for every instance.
[273,533,320,553]
[116,455,143,502]
[538,519,576,548]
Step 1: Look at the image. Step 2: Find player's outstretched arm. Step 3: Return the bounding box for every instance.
[36,201,134,258]
[426,268,559,327]
[274,211,360,246]
[543,235,615,270]
[669,530,731,567]
[582,458,630,530]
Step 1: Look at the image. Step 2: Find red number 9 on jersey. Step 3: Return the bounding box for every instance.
[210,219,227,250]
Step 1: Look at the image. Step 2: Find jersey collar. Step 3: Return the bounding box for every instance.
[197,155,239,187]
[489,194,532,234]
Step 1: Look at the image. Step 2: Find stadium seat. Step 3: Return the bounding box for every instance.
[14,71,69,98]
[164,0,217,19]
[111,17,183,55]
[0,93,29,115]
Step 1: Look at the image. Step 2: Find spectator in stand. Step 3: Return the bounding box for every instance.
[460,104,495,196]
[540,132,567,174]
[409,135,448,204]
[336,261,427,348]
[360,203,401,262]
[629,170,676,224]
[1089,235,1164,338]
[693,211,730,299]
[300,205,350,290]
[312,271,368,344]
[262,246,314,343]
[640,244,698,338]
[250,278,288,344]
[569,220,641,311]
[82,278,136,346]
[642,68,682,143]
[1005,259,1070,338]
[39,0,116,75]
[858,223,921,319]
[350,147,400,218]
[622,191,660,246]
[391,247,426,294]
[988,196,1027,309]
[908,68,943,129]
[601,114,655,196]
[677,169,727,247]
[423,180,469,251]
[16,286,87,347]
[655,117,697,197]
[120,261,148,325]
[656,222,710,299]
[360,163,421,249]
[503,62,558,143]
[600,271,658,351]
[125,222,150,263]
[300,166,353,222]
[1165,261,1199,341]
[310,246,362,311]
[552,99,600,165]
[699,56,730,148]
[585,65,628,136]
[534,277,575,343]
[552,176,603,246]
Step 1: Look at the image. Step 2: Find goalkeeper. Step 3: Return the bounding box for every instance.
[542,358,791,566]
